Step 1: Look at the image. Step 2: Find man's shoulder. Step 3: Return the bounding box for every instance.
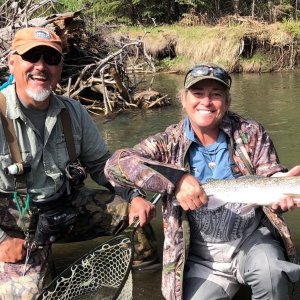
[53,94,88,118]
[0,84,16,101]
[54,94,82,109]
[0,84,21,119]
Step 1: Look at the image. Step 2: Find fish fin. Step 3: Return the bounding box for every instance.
[283,193,300,200]
[239,204,257,214]
[206,178,219,183]
[207,195,226,210]
[283,193,300,197]
[205,175,264,184]
[240,175,265,179]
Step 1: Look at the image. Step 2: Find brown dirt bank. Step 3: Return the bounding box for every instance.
[111,19,300,74]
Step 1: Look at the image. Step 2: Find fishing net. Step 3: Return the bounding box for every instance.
[38,234,133,300]
[37,193,161,300]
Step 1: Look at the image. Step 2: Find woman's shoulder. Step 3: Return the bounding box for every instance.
[225,111,264,130]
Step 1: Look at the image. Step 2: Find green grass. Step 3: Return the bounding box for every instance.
[157,56,190,73]
[282,19,300,39]
[111,22,299,73]
[239,53,272,73]
[58,0,86,12]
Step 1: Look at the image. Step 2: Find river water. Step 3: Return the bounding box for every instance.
[53,72,300,299]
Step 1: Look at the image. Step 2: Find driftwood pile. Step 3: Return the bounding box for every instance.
[0,0,170,115]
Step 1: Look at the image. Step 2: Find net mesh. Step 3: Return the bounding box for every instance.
[38,194,161,300]
[117,272,132,300]
[38,235,133,300]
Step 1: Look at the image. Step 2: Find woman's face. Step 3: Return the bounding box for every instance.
[181,79,230,135]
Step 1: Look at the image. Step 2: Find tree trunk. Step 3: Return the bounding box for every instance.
[268,1,274,23]
[233,0,239,17]
[129,1,138,25]
[215,0,220,16]
[251,0,255,18]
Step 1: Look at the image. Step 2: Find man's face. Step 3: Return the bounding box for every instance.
[8,46,63,104]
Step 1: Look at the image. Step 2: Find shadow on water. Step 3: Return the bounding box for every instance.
[53,71,300,299]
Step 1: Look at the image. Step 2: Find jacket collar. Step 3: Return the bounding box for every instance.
[3,83,66,120]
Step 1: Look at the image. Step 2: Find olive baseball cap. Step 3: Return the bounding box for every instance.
[12,27,62,55]
[184,64,232,89]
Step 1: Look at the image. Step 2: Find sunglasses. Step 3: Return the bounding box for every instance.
[14,49,62,66]
[185,65,232,88]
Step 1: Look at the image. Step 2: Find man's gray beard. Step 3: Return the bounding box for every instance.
[25,87,52,102]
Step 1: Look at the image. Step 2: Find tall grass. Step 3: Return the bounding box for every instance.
[114,25,246,72]
[240,53,272,73]
[173,25,244,72]
[113,23,299,73]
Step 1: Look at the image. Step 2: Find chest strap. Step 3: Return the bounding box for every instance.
[60,108,77,162]
[0,92,77,182]
[227,135,255,176]
[0,91,22,165]
[0,91,28,193]
[235,137,255,175]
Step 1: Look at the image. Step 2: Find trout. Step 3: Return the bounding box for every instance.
[203,176,300,208]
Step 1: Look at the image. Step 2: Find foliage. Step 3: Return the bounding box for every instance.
[114,22,298,72]
[156,55,190,72]
[58,0,86,12]
[1,0,299,26]
[1,0,299,75]
[239,52,272,73]
[282,18,300,38]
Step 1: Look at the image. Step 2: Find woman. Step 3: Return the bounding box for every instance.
[105,63,300,300]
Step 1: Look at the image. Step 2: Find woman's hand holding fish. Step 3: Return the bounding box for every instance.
[271,165,300,212]
[175,174,208,210]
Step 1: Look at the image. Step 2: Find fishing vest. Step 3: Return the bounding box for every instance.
[0,91,77,194]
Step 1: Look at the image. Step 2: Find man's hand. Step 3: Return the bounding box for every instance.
[129,197,156,227]
[0,236,26,263]
[271,165,300,212]
[175,173,208,211]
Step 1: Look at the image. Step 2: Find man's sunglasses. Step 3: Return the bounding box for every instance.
[185,65,232,88]
[14,49,62,66]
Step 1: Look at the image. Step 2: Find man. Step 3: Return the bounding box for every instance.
[0,27,157,299]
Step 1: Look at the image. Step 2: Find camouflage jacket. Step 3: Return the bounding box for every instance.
[105,111,299,300]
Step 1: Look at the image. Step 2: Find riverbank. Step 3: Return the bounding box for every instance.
[110,18,300,74]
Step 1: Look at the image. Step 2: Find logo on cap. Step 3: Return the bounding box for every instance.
[34,30,51,40]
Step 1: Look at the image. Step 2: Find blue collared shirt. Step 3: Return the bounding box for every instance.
[184,116,234,184]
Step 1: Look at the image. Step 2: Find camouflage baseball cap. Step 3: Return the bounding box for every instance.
[184,64,231,89]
